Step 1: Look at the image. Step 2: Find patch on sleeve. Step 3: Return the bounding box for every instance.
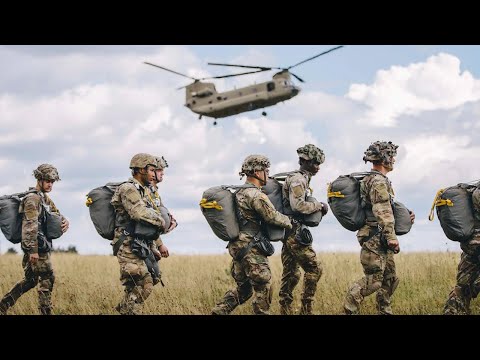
[292,184,304,198]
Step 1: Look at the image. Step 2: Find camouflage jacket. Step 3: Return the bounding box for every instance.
[111,178,165,245]
[282,170,322,215]
[19,188,61,255]
[149,184,164,248]
[359,170,397,243]
[236,181,292,242]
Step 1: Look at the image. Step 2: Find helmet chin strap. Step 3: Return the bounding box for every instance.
[250,170,267,186]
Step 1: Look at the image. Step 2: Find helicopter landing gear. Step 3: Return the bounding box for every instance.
[199,115,202,120]
[213,121,217,126]
[262,111,267,116]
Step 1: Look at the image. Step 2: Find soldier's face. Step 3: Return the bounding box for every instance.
[40,180,54,193]
[142,165,156,185]
[154,168,164,183]
[384,157,395,172]
[255,168,268,183]
[304,160,320,175]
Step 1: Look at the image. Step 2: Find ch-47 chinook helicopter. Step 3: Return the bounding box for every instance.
[144,45,344,125]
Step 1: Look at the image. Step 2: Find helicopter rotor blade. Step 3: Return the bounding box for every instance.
[203,68,271,80]
[144,62,199,81]
[289,72,305,83]
[208,62,272,71]
[287,45,344,70]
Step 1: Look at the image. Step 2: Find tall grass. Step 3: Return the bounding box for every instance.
[0,252,470,315]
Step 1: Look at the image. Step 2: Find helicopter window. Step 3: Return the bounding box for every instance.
[217,96,222,101]
[267,82,275,92]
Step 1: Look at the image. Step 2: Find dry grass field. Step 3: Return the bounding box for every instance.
[0,252,473,315]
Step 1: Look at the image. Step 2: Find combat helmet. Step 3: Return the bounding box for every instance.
[363,141,398,165]
[297,144,325,164]
[129,153,157,169]
[155,156,169,170]
[239,155,271,178]
[33,164,61,181]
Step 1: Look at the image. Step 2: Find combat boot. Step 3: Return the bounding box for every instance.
[300,300,313,315]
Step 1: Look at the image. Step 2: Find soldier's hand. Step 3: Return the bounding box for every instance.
[409,211,415,224]
[61,218,70,233]
[320,202,329,216]
[387,239,400,254]
[159,244,169,258]
[152,246,162,261]
[29,253,39,265]
[167,216,178,233]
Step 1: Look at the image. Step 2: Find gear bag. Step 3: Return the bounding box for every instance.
[429,182,479,242]
[44,208,64,240]
[0,190,37,243]
[86,182,170,240]
[328,172,412,235]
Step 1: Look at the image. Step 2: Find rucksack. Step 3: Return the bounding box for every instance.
[0,190,37,243]
[86,182,171,240]
[328,172,412,235]
[262,172,323,227]
[429,182,479,242]
[200,184,253,242]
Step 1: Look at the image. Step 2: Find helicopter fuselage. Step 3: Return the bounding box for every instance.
[185,73,300,119]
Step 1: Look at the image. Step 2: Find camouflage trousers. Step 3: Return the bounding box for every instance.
[279,224,323,315]
[116,241,154,315]
[344,235,399,315]
[444,242,480,315]
[0,252,54,315]
[212,240,272,315]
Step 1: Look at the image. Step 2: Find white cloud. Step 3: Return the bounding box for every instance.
[347,53,480,127]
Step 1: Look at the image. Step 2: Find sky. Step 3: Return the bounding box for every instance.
[1,44,479,255]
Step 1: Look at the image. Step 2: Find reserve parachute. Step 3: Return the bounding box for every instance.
[429,181,479,242]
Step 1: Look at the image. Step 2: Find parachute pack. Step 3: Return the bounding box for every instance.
[429,181,479,242]
[200,183,286,242]
[262,172,323,227]
[327,172,412,235]
[0,190,64,243]
[86,182,171,240]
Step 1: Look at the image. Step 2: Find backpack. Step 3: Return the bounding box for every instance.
[0,190,37,243]
[86,182,170,240]
[200,184,253,242]
[262,172,323,227]
[328,172,412,235]
[429,182,479,242]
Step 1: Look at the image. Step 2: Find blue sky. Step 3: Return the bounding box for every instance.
[1,45,479,255]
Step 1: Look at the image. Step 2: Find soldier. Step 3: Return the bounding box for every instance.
[343,141,415,315]
[147,155,178,284]
[444,187,480,315]
[111,153,166,315]
[212,155,293,315]
[279,144,328,315]
[0,164,69,315]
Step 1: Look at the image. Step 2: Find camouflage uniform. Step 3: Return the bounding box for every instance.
[279,145,326,315]
[112,153,165,315]
[0,164,63,315]
[212,155,292,315]
[344,142,400,315]
[444,188,480,315]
